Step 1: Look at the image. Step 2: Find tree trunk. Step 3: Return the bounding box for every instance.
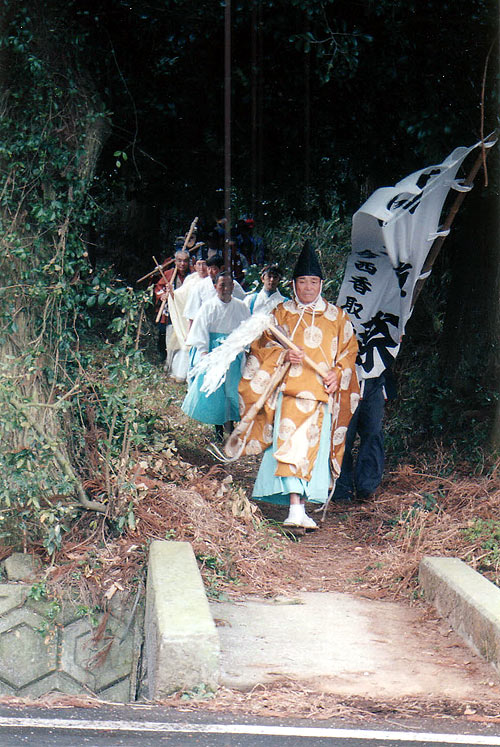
[0,1,109,512]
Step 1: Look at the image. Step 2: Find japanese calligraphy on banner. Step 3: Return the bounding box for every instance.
[337,141,481,379]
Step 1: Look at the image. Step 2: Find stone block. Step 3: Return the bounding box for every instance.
[3,553,40,581]
[18,671,88,699]
[99,677,132,703]
[419,556,500,672]
[0,678,16,695]
[61,614,136,694]
[0,580,141,701]
[0,607,57,689]
[145,540,220,698]
[26,596,80,626]
[0,584,27,616]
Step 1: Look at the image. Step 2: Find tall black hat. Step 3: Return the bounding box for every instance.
[195,246,209,261]
[292,240,323,280]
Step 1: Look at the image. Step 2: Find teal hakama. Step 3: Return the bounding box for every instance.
[186,345,200,385]
[252,393,332,506]
[182,332,243,425]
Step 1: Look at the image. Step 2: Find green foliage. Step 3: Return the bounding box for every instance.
[28,582,48,602]
[28,582,62,636]
[262,211,351,302]
[196,552,238,600]
[0,3,160,553]
[179,683,216,700]
[66,0,497,224]
[384,340,497,467]
[464,519,500,574]
[76,604,103,628]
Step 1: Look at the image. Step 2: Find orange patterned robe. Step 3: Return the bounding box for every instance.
[238,297,360,482]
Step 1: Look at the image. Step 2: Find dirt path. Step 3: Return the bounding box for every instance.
[159,382,500,719]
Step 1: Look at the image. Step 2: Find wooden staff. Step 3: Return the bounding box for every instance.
[208,324,336,463]
[208,361,291,463]
[137,241,204,284]
[153,216,199,323]
[268,324,328,379]
[136,216,199,283]
[154,255,173,324]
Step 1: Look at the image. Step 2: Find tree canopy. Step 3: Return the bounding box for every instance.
[53,0,498,232]
[0,0,498,553]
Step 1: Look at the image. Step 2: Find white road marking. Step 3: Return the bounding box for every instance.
[0,716,498,743]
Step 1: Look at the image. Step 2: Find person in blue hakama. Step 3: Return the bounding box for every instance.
[182,272,250,433]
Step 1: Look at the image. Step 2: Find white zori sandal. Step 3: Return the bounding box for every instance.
[283,504,318,530]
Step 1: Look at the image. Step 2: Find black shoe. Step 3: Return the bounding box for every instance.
[332,487,354,503]
[214,425,224,442]
[355,491,373,503]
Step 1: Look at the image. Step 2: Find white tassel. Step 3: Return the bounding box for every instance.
[194,312,274,395]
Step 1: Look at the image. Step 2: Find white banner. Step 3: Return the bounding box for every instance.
[337,141,483,379]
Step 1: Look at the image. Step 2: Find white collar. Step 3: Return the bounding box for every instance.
[292,295,326,313]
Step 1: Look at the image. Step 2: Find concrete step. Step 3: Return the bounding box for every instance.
[419,555,500,675]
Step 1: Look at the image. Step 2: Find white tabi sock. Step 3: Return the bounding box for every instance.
[284,503,305,525]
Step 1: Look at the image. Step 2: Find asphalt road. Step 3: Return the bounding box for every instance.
[1,709,500,747]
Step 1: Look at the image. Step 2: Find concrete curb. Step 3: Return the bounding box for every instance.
[419,556,500,673]
[145,540,220,698]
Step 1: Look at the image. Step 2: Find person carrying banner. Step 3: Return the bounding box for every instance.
[237,241,359,530]
[332,371,396,503]
[182,272,250,439]
[333,140,491,502]
[245,264,286,314]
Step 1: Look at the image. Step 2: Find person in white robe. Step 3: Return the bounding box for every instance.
[182,272,250,436]
[182,249,209,290]
[165,248,210,381]
[245,264,286,314]
[183,254,246,328]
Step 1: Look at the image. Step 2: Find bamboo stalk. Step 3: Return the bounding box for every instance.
[153,253,173,324]
[182,216,199,252]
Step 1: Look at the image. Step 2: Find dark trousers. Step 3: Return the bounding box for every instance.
[157,322,167,361]
[334,374,385,500]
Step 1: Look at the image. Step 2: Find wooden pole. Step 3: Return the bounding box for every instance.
[257,0,263,221]
[411,134,497,309]
[136,217,199,283]
[268,324,328,379]
[251,2,257,218]
[154,253,174,324]
[224,0,232,273]
[304,14,311,205]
